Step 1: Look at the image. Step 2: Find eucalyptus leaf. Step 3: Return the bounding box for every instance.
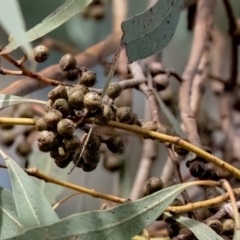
[6,155,59,230]
[7,182,196,240]
[165,213,224,240]
[121,0,184,62]
[0,187,23,239]
[0,94,46,109]
[154,91,184,137]
[0,0,33,58]
[29,150,71,204]
[1,0,92,54]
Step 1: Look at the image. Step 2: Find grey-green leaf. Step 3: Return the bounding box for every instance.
[0,187,23,239]
[7,182,195,240]
[0,0,32,58]
[0,94,46,109]
[6,156,59,231]
[165,213,224,240]
[29,150,71,204]
[121,0,184,63]
[1,0,92,54]
[154,90,184,137]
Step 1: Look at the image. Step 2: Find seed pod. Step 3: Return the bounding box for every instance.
[73,153,84,167]
[83,149,100,164]
[174,144,189,156]
[0,131,15,147]
[202,146,212,154]
[63,135,80,152]
[0,124,14,130]
[33,45,49,63]
[37,130,57,152]
[141,121,158,132]
[81,161,98,172]
[105,135,124,154]
[44,109,62,128]
[205,220,223,235]
[116,107,135,124]
[163,180,176,189]
[35,117,49,131]
[50,145,69,161]
[79,70,97,87]
[52,98,71,116]
[59,54,77,71]
[16,138,32,157]
[54,157,72,168]
[84,92,102,111]
[81,133,101,151]
[48,85,68,101]
[222,219,235,233]
[143,177,163,196]
[189,160,206,178]
[45,100,54,112]
[96,104,113,123]
[19,108,35,118]
[68,90,85,110]
[57,119,75,137]
[67,69,79,81]
[106,82,122,99]
[153,74,169,91]
[66,84,89,98]
[103,154,123,172]
[178,228,194,238]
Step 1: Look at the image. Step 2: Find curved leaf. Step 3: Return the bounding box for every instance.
[5,155,59,230]
[7,182,198,240]
[0,0,32,58]
[0,188,23,239]
[121,0,184,62]
[1,0,92,54]
[165,213,224,240]
[0,94,46,109]
[29,150,71,204]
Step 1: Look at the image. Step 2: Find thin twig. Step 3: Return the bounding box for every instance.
[52,192,81,210]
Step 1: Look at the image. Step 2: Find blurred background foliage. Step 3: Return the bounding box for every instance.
[0,0,239,218]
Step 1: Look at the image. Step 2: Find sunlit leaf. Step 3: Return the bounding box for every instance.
[0,0,32,58]
[7,182,198,240]
[0,94,46,109]
[154,90,184,137]
[1,0,92,54]
[29,150,71,204]
[0,187,23,239]
[121,0,184,62]
[5,154,59,230]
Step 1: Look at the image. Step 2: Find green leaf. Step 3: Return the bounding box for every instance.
[0,94,46,109]
[29,150,71,204]
[0,0,32,58]
[165,213,224,240]
[7,182,197,240]
[121,0,184,63]
[0,188,23,239]
[5,155,59,230]
[154,91,184,137]
[1,0,92,54]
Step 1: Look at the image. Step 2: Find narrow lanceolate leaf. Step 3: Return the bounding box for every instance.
[0,0,32,58]
[165,213,224,240]
[0,94,46,109]
[121,0,184,63]
[29,150,71,204]
[5,156,59,230]
[0,187,23,239]
[154,90,184,137]
[1,0,92,54]
[8,182,198,240]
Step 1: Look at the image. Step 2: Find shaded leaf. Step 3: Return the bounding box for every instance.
[8,182,197,240]
[5,155,59,230]
[0,0,32,58]
[29,150,71,204]
[0,188,23,239]
[1,0,92,54]
[154,91,184,137]
[165,213,224,240]
[121,0,184,62]
[0,94,46,109]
